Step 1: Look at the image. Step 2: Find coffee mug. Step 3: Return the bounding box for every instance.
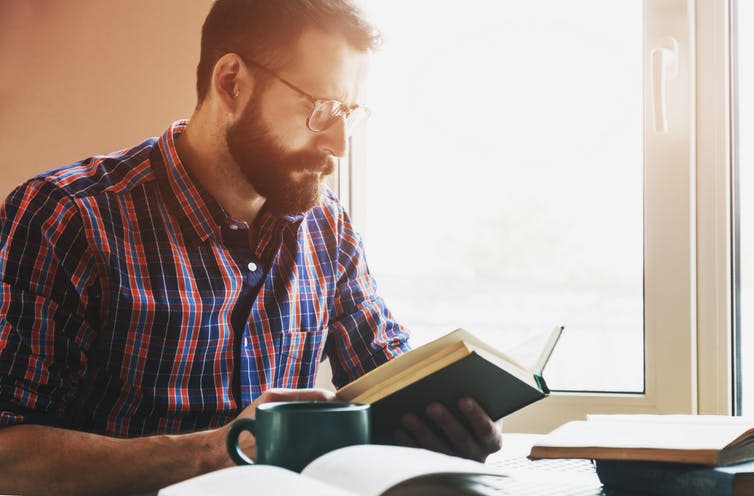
[226,401,370,472]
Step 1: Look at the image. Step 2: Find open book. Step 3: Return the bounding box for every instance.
[529,414,754,466]
[158,445,509,496]
[337,326,563,443]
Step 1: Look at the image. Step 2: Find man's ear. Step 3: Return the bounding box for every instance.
[211,53,252,114]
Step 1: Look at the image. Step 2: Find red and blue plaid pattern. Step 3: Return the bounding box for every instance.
[0,120,409,437]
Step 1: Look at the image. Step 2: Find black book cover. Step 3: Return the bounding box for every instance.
[370,351,548,443]
[596,459,754,496]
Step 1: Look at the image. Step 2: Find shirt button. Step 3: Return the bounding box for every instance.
[247,262,258,272]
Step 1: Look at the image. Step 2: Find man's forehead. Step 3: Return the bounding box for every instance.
[279,28,370,103]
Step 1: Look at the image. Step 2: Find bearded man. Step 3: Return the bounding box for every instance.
[0,1,501,494]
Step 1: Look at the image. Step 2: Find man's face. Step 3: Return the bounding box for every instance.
[226,95,335,216]
[225,28,369,216]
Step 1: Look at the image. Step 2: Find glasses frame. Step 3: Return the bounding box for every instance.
[236,54,369,133]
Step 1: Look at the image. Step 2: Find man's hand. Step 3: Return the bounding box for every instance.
[221,387,336,464]
[394,397,502,462]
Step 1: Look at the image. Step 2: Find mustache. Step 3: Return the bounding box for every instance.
[287,152,336,174]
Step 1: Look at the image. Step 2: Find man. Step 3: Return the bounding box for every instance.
[0,1,501,494]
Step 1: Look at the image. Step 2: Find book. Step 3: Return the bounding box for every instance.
[158,444,510,496]
[529,414,754,466]
[336,326,563,443]
[595,459,754,496]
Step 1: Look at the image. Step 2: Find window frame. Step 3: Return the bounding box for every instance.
[695,0,734,416]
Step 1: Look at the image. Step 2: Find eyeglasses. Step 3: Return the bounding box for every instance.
[238,55,370,134]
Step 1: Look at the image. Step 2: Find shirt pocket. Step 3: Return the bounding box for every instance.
[274,328,328,388]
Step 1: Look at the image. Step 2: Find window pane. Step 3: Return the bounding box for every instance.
[737,0,753,414]
[358,0,643,391]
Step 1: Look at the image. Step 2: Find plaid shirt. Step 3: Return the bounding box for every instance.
[0,120,408,437]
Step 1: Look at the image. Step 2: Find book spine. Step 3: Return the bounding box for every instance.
[534,374,550,395]
[596,461,736,496]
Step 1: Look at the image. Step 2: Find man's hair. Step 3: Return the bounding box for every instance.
[196,0,381,103]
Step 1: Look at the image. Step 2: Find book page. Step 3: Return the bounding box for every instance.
[533,325,564,375]
[534,418,748,451]
[158,465,355,496]
[301,445,507,496]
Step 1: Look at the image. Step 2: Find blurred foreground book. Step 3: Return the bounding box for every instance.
[159,445,510,496]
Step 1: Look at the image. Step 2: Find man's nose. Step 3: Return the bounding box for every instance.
[316,116,348,158]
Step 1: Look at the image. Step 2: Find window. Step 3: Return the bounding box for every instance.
[340,0,727,430]
[357,1,643,392]
[352,0,644,392]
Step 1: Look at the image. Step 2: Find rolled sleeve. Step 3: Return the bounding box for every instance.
[0,179,100,427]
[324,206,410,388]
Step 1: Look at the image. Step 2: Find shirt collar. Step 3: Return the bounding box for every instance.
[151,120,306,244]
[151,120,226,243]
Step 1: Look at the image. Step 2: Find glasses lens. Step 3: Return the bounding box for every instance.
[308,100,342,132]
[308,101,371,134]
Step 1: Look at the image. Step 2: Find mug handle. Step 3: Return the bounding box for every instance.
[226,418,256,465]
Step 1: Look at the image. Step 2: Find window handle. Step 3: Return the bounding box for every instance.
[650,36,679,134]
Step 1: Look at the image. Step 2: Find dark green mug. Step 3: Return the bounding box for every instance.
[226,401,371,472]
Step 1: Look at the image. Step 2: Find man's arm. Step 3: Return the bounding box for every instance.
[322,195,501,461]
[0,422,225,496]
[0,388,334,496]
[322,192,410,388]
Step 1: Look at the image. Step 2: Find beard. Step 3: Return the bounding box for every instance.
[225,98,336,216]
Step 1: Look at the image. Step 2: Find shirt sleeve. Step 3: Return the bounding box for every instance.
[324,203,411,388]
[0,178,100,427]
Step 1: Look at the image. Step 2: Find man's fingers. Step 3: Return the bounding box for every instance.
[400,413,453,455]
[238,388,337,418]
[261,388,336,403]
[394,429,418,448]
[427,403,486,462]
[459,398,503,453]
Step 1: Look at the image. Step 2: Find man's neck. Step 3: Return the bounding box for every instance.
[175,116,266,227]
